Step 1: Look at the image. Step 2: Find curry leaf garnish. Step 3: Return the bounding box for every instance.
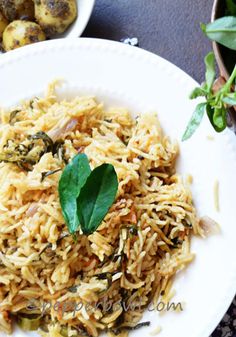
[58,154,118,237]
[201,17,236,50]
[182,52,236,140]
[58,154,91,235]
[77,164,118,235]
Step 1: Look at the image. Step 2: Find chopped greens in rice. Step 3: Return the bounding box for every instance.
[0,83,203,336]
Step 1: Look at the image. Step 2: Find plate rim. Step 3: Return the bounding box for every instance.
[0,37,235,337]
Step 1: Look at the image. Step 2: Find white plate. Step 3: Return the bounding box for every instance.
[0,38,235,337]
[60,0,95,38]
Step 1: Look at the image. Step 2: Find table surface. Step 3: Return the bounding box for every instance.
[83,1,236,336]
[83,0,213,83]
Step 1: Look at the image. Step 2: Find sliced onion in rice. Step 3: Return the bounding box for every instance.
[48,118,78,141]
[199,216,220,236]
[26,203,38,217]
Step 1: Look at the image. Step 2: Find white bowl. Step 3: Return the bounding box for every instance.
[59,0,95,38]
[0,0,95,50]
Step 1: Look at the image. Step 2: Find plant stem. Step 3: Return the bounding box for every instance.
[224,65,236,91]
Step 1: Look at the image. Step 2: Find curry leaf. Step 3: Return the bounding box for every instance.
[201,17,236,50]
[182,102,206,141]
[77,164,118,235]
[59,154,91,235]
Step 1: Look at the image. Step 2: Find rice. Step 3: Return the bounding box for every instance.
[214,180,220,212]
[206,135,214,141]
[149,326,162,336]
[0,84,203,336]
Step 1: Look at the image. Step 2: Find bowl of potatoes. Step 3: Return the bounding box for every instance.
[0,0,95,52]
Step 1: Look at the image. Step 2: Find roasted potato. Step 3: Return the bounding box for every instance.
[2,20,45,51]
[34,0,77,37]
[0,0,34,21]
[0,10,8,39]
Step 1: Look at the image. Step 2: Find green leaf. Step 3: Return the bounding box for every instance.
[222,93,236,105]
[213,108,227,132]
[182,102,206,141]
[226,0,236,15]
[189,87,207,99]
[77,164,118,235]
[206,103,214,127]
[204,52,216,92]
[201,17,236,50]
[59,154,91,235]
[206,104,227,132]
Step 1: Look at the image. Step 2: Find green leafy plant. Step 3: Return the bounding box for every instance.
[182,52,236,141]
[226,0,236,16]
[58,154,118,236]
[201,16,236,50]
